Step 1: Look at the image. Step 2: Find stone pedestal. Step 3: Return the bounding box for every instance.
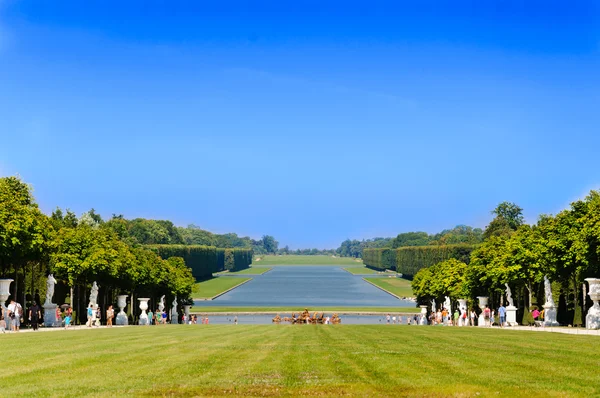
[138,298,150,326]
[543,304,559,326]
[116,295,128,325]
[585,278,600,329]
[0,279,13,330]
[43,303,61,327]
[419,305,427,325]
[477,296,489,327]
[506,305,518,326]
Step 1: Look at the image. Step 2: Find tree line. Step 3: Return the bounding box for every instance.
[408,199,600,326]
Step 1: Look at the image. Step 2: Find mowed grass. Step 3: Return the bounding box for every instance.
[364,277,414,297]
[216,267,272,275]
[191,306,421,314]
[3,326,599,397]
[342,266,383,275]
[192,277,251,299]
[254,255,362,266]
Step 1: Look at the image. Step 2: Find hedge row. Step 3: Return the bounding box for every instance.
[216,248,253,272]
[146,245,218,279]
[396,244,478,279]
[362,248,397,271]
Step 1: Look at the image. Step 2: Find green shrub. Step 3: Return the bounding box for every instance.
[146,245,218,279]
[363,248,396,270]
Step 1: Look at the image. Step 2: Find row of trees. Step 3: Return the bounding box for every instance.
[411,199,600,326]
[1,176,217,324]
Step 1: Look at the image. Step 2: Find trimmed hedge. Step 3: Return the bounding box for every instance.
[147,245,218,279]
[395,244,478,279]
[363,248,397,271]
[217,248,253,272]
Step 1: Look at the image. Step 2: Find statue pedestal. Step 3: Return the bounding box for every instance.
[506,306,518,326]
[171,310,179,324]
[478,314,487,327]
[116,312,128,326]
[43,303,61,327]
[543,304,559,326]
[586,302,600,329]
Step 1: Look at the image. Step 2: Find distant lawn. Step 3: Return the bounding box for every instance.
[3,325,599,396]
[190,306,421,314]
[364,277,414,297]
[216,267,272,275]
[342,266,383,275]
[254,255,362,266]
[192,277,252,299]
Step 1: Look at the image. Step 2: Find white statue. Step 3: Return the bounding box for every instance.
[431,299,436,312]
[171,296,179,324]
[505,283,514,307]
[158,295,165,312]
[444,296,451,310]
[45,274,57,305]
[89,281,99,307]
[544,276,555,306]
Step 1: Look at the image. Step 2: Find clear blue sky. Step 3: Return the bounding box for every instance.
[0,2,598,249]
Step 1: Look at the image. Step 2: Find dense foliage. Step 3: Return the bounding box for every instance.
[411,200,600,326]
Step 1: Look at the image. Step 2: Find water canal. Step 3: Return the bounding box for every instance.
[193,266,414,308]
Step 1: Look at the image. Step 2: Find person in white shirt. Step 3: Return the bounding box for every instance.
[7,300,21,332]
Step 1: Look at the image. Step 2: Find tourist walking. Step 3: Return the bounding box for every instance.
[436,309,442,325]
[147,309,153,326]
[532,308,540,321]
[107,305,114,327]
[469,309,476,326]
[7,300,22,332]
[441,308,448,325]
[386,314,391,324]
[0,315,6,333]
[498,304,506,328]
[64,310,71,329]
[86,304,93,327]
[29,301,41,331]
[453,309,459,326]
[95,306,102,327]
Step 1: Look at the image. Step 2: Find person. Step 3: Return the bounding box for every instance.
[453,309,459,326]
[161,310,167,325]
[86,304,94,327]
[0,315,5,333]
[386,314,391,324]
[64,310,71,329]
[392,315,397,324]
[56,307,62,324]
[182,313,186,324]
[147,309,153,326]
[490,309,495,327]
[233,316,237,325]
[483,305,491,326]
[29,301,41,331]
[498,304,506,328]
[95,306,102,327]
[106,305,114,327]
[8,300,22,332]
[532,308,540,321]
[540,309,545,322]
[441,308,448,325]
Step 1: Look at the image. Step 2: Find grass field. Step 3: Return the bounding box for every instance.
[191,306,421,314]
[342,266,382,275]
[254,255,362,266]
[216,267,272,275]
[3,325,599,397]
[192,277,252,299]
[364,277,414,297]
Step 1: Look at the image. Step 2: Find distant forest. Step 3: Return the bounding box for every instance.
[84,213,483,258]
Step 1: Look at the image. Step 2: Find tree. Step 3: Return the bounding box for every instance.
[262,235,278,254]
[391,232,430,248]
[493,202,524,230]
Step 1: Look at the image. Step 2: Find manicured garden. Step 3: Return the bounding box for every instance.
[192,277,252,299]
[254,255,362,266]
[364,277,414,297]
[2,325,598,397]
[342,266,383,275]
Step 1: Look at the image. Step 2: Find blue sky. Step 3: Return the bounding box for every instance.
[0,1,599,249]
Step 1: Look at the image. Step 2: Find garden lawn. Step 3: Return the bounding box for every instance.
[364,277,414,297]
[216,267,272,275]
[342,266,382,275]
[192,277,251,299]
[2,325,599,397]
[254,255,362,266]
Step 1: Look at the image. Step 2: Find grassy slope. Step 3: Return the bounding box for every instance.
[254,255,362,266]
[342,266,381,275]
[192,277,251,299]
[216,267,272,275]
[191,306,420,313]
[364,277,414,297]
[3,326,599,397]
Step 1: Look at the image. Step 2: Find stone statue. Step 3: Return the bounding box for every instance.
[544,276,555,306]
[158,295,165,312]
[431,299,436,312]
[45,274,57,305]
[505,283,514,307]
[444,296,451,310]
[171,296,179,324]
[89,281,99,307]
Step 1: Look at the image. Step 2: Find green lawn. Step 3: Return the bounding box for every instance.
[3,326,599,397]
[364,277,414,297]
[216,267,272,275]
[342,266,382,275]
[191,306,420,313]
[192,277,252,299]
[254,255,362,266]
